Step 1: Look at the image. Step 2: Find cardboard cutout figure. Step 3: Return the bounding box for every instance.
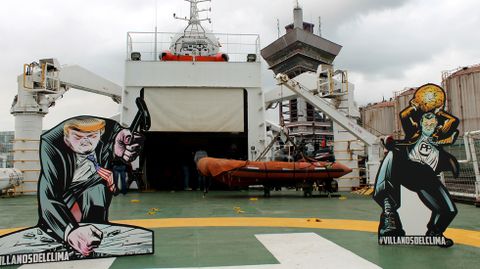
[373,84,459,247]
[0,98,153,265]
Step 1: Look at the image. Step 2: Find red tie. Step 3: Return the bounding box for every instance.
[70,202,82,222]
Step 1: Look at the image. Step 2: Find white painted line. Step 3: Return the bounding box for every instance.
[159,232,381,269]
[160,265,277,269]
[256,233,381,269]
[19,257,116,269]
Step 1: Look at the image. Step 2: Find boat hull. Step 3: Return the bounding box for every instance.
[197,157,352,187]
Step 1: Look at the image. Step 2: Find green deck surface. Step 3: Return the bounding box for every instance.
[1,190,479,268]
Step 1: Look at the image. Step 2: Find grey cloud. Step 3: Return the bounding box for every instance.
[332,0,480,79]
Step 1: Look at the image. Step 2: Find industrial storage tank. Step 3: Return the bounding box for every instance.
[442,64,480,135]
[393,88,416,139]
[361,88,416,140]
[361,101,395,137]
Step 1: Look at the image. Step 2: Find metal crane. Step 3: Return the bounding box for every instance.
[271,73,381,185]
[9,58,122,194]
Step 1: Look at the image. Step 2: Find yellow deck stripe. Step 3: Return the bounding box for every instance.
[113,218,378,232]
[1,218,479,247]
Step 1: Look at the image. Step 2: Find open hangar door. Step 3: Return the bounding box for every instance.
[141,88,248,190]
[143,132,247,190]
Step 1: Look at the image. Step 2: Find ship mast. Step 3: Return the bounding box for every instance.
[171,0,219,56]
[174,0,211,38]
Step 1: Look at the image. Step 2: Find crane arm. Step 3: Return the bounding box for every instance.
[274,73,382,184]
[58,65,122,103]
[264,85,298,109]
[275,73,378,146]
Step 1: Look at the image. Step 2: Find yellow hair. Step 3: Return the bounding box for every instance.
[63,117,106,136]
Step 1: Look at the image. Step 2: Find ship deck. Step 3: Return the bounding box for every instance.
[1,190,479,269]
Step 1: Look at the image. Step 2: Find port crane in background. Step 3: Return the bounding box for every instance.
[7,58,122,195]
[265,67,382,186]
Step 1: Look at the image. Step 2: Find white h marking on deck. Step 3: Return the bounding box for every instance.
[18,233,381,269]
[161,233,381,269]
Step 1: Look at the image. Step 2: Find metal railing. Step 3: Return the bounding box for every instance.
[443,131,480,205]
[126,31,260,62]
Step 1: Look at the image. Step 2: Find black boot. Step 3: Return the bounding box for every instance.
[379,198,405,236]
[379,211,406,236]
[426,230,454,248]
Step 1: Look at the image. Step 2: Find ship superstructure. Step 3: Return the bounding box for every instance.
[262,3,380,189]
[122,0,266,189]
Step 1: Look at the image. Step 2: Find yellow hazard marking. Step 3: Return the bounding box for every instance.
[0,227,28,235]
[130,199,140,203]
[233,207,245,214]
[363,188,374,196]
[1,218,479,248]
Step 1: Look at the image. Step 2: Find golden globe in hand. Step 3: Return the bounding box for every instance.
[412,84,445,112]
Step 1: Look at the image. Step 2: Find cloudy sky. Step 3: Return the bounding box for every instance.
[0,0,479,131]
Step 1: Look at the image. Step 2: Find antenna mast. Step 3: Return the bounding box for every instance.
[154,0,158,60]
[170,0,219,56]
[277,18,280,38]
[174,0,211,37]
[318,16,322,37]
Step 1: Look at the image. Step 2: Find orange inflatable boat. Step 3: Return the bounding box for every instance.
[197,157,352,192]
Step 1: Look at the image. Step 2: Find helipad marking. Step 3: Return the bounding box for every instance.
[114,217,377,232]
[111,217,480,247]
[257,233,381,269]
[158,233,381,269]
[19,257,115,269]
[2,218,479,247]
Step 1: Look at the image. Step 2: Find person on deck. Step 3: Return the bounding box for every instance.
[194,150,208,193]
[113,158,128,195]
